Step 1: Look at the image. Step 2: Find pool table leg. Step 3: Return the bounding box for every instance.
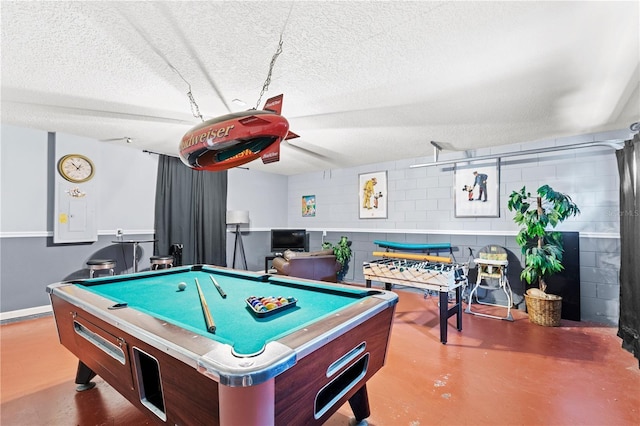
[219,379,275,425]
[74,360,97,391]
[348,384,371,422]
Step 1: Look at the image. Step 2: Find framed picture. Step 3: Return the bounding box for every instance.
[359,171,387,219]
[302,195,316,217]
[454,158,500,217]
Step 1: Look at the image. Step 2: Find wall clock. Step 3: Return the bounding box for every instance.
[57,154,95,183]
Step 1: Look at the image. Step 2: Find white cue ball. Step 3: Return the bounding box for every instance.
[178,282,187,291]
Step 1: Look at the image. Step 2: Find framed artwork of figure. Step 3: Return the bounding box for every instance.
[455,159,500,217]
[359,171,387,219]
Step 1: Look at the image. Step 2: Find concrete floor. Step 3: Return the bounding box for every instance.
[2,289,638,425]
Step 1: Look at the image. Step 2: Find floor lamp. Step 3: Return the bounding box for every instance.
[226,210,249,270]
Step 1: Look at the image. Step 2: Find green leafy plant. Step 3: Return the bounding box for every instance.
[322,236,352,280]
[507,185,580,294]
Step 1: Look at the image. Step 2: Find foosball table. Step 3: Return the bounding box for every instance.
[363,251,468,344]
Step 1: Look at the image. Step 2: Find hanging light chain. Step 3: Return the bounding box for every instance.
[175,5,291,117]
[187,88,204,122]
[160,55,204,122]
[254,35,284,110]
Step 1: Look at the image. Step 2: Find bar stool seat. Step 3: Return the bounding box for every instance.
[87,259,116,278]
[150,255,174,270]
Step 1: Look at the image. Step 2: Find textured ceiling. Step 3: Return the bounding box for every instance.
[2,1,638,175]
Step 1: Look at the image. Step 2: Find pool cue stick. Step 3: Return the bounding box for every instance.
[209,275,227,298]
[194,278,216,333]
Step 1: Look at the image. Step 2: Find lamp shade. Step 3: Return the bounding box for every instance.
[226,210,250,225]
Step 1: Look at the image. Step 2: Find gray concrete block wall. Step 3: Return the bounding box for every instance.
[579,236,621,325]
[286,129,632,325]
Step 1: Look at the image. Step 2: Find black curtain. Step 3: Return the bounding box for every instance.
[154,155,227,266]
[616,133,640,368]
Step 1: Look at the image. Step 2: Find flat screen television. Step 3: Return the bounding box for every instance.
[270,229,307,253]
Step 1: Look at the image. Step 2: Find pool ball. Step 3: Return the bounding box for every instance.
[178,282,187,291]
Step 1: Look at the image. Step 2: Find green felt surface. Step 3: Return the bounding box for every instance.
[80,267,368,355]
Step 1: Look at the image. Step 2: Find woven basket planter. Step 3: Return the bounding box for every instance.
[524,289,562,327]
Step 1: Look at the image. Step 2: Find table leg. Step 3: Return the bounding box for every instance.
[75,361,97,391]
[439,291,448,344]
[348,384,371,422]
[218,379,275,425]
[456,286,463,331]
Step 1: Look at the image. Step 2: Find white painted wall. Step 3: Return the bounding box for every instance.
[1,125,50,234]
[227,167,288,230]
[0,125,158,236]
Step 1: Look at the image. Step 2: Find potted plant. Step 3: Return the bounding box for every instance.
[507,185,580,326]
[322,236,353,281]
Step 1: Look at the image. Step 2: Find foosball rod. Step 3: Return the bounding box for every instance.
[372,251,452,264]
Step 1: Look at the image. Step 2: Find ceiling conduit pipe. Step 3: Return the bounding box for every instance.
[410,139,627,169]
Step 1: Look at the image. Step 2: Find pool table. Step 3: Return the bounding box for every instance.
[47,265,398,425]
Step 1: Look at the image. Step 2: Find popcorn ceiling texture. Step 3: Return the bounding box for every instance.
[1,1,638,175]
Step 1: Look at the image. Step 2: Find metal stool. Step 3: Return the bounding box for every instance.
[150,255,174,270]
[87,259,116,278]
